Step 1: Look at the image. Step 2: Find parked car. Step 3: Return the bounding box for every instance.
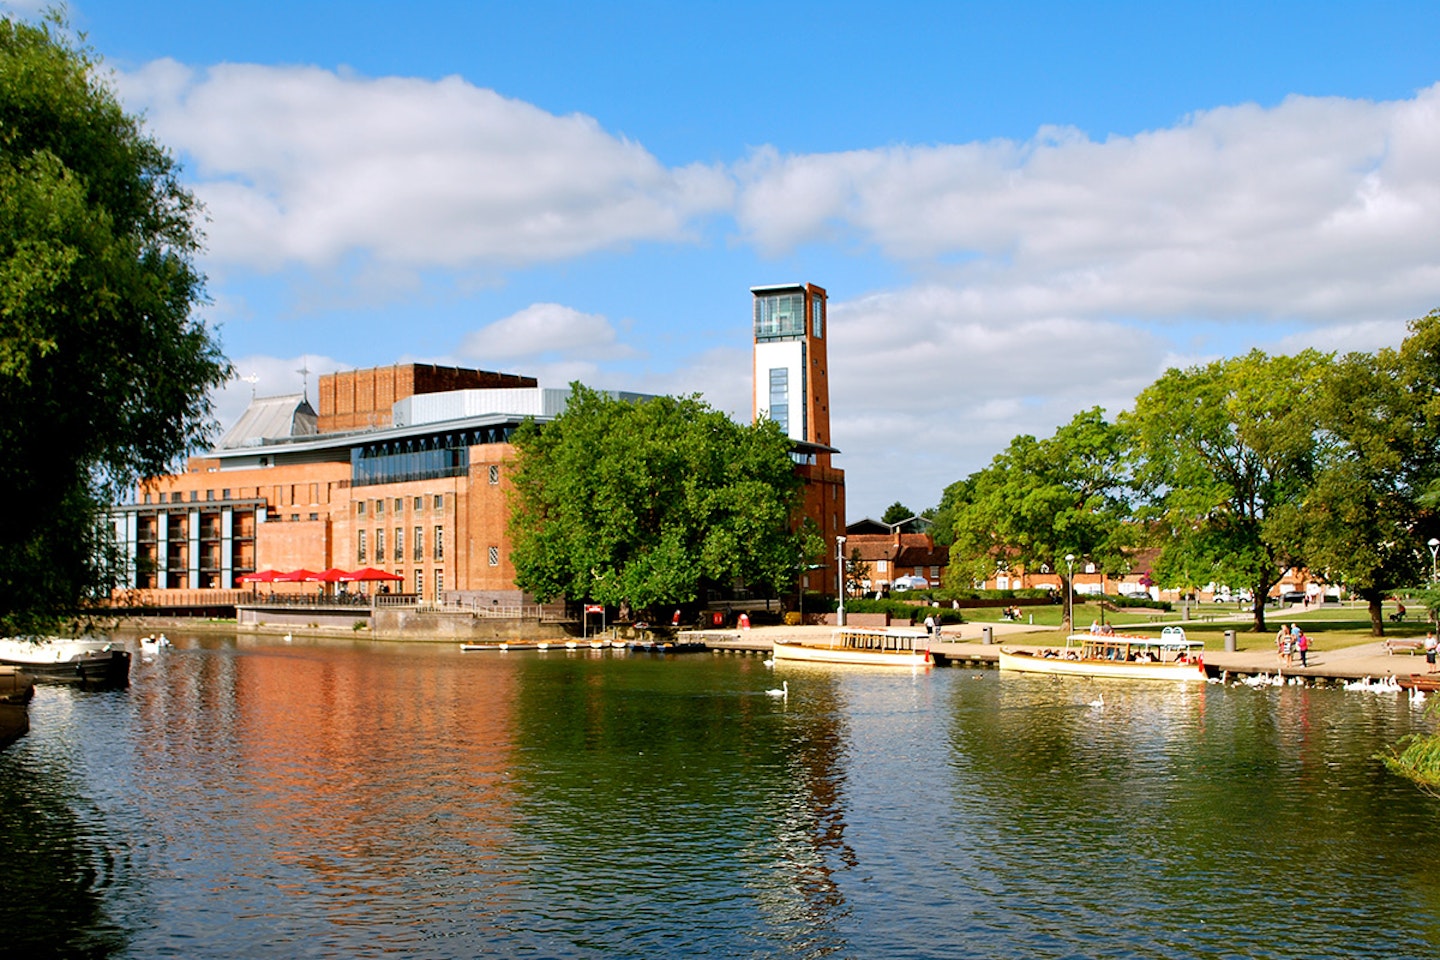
[1278,590,1306,603]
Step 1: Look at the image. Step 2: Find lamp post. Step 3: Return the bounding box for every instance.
[1429,538,1439,585]
[1064,553,1075,632]
[836,536,847,627]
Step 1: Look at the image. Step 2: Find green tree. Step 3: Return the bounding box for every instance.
[946,408,1131,629]
[881,501,914,526]
[1124,349,1329,632]
[507,385,804,612]
[1291,332,1438,635]
[0,15,229,633]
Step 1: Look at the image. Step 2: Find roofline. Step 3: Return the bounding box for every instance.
[207,411,549,461]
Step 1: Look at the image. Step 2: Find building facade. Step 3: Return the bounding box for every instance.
[751,282,847,595]
[111,282,850,607]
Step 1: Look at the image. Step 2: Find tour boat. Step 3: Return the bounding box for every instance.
[998,628,1206,682]
[0,637,132,687]
[771,627,932,667]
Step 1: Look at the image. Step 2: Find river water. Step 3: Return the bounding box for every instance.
[1,633,1437,959]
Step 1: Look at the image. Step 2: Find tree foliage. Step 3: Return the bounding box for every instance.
[944,408,1131,627]
[507,385,804,612]
[1123,350,1329,632]
[880,501,914,525]
[0,15,229,633]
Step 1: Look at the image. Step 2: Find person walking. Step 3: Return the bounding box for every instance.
[1296,632,1310,668]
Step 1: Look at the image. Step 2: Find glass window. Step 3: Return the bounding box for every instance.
[222,488,230,500]
[435,570,443,600]
[414,496,423,511]
[488,546,499,566]
[812,297,823,338]
[413,568,422,595]
[414,526,423,558]
[433,494,443,510]
[357,529,367,563]
[376,498,384,516]
[206,490,214,501]
[395,527,404,561]
[768,367,789,435]
[434,526,443,561]
[394,498,403,514]
[376,529,385,562]
[753,292,806,340]
[190,490,198,502]
[488,464,500,485]
[357,501,366,516]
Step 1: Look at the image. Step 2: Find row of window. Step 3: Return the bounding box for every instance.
[145,488,235,505]
[358,526,445,563]
[358,493,447,518]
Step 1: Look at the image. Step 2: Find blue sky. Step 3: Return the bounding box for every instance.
[9,1,1440,516]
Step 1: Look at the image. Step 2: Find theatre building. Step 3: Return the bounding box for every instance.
[111,283,847,608]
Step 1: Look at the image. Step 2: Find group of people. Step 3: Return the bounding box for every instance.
[1088,620,1116,636]
[1276,622,1311,667]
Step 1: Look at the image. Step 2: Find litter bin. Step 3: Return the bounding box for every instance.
[711,611,724,627]
[982,625,993,645]
[1224,629,1236,652]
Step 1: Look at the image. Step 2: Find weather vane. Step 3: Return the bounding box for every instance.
[297,358,311,400]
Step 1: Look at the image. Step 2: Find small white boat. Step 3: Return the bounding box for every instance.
[771,628,931,667]
[998,628,1206,682]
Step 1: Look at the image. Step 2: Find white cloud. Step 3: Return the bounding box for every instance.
[456,302,633,363]
[115,60,734,274]
[736,87,1440,327]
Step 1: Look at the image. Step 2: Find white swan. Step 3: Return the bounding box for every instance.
[762,657,775,668]
[766,680,789,699]
[1088,693,1105,708]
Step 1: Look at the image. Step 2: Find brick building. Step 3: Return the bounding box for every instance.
[111,282,851,607]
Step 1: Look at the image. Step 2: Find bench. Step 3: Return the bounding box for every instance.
[1384,638,1425,655]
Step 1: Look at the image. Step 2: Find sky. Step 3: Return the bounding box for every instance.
[7,1,1440,517]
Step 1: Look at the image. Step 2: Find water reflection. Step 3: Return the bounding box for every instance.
[0,636,1437,959]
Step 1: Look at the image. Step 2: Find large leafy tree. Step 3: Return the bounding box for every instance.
[946,408,1131,629]
[1124,349,1329,632]
[507,385,804,612]
[1291,336,1432,635]
[0,15,229,633]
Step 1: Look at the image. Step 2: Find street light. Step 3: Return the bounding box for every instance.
[836,535,848,627]
[1429,538,1438,584]
[1064,554,1075,633]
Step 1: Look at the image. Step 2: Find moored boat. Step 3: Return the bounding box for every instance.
[1397,673,1440,692]
[998,628,1205,682]
[771,627,932,667]
[0,637,131,687]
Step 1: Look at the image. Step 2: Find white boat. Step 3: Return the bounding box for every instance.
[771,627,932,667]
[0,637,132,686]
[998,628,1206,682]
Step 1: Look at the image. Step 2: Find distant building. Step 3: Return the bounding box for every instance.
[844,518,945,594]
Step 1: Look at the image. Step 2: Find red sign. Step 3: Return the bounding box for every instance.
[584,604,603,613]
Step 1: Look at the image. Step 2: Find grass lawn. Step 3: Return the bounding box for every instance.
[990,598,1433,652]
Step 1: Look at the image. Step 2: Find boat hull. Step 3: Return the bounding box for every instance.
[1397,674,1440,692]
[0,639,131,687]
[772,638,930,667]
[998,646,1205,682]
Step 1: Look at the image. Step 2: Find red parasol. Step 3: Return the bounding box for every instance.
[275,569,319,582]
[237,570,282,583]
[340,567,404,582]
[311,568,349,583]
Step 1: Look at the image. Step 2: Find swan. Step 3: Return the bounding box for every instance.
[1088,693,1105,708]
[762,657,775,668]
[283,632,292,643]
[766,680,789,699]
